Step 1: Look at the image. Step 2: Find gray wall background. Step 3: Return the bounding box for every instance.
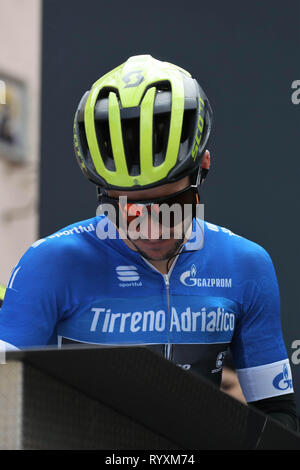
[39,0,300,411]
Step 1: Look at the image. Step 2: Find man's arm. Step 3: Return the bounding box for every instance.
[230,243,297,432]
[0,239,63,348]
[250,393,299,432]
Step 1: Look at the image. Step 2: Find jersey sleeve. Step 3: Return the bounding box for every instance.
[230,244,294,402]
[0,239,66,348]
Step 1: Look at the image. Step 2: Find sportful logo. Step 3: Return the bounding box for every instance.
[48,223,95,238]
[272,363,293,391]
[116,266,139,281]
[29,225,96,246]
[180,265,232,288]
[116,266,142,288]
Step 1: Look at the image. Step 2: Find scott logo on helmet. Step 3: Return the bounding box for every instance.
[122,70,145,88]
[192,95,205,161]
[73,116,87,171]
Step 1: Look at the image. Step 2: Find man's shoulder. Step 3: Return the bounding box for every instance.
[20,216,109,265]
[203,220,273,268]
[40,216,98,244]
[4,216,116,295]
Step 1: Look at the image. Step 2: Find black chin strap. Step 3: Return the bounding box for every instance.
[195,165,209,197]
[200,167,209,185]
[96,186,102,203]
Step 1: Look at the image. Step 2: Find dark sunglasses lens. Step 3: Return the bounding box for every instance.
[100,188,197,228]
[161,189,196,226]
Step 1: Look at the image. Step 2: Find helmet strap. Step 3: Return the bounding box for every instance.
[96,186,103,204]
[193,165,209,197]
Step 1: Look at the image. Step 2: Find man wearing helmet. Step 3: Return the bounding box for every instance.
[0,55,298,431]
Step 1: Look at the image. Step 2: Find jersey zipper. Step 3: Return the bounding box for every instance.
[163,273,173,361]
[140,253,182,361]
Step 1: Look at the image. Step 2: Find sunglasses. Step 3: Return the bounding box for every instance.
[100,185,199,229]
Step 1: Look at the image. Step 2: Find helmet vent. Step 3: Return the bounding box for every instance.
[95,117,115,171]
[93,88,121,171]
[177,108,198,161]
[121,117,140,176]
[153,112,171,167]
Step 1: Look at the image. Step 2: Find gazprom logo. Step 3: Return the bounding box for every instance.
[180,266,232,288]
[180,265,198,286]
[272,363,293,391]
[191,264,197,278]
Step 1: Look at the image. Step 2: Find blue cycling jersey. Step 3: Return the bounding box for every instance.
[0,216,294,402]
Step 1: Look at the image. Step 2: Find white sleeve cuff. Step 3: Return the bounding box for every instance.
[236,359,294,402]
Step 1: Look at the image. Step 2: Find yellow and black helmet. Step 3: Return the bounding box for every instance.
[73,55,213,191]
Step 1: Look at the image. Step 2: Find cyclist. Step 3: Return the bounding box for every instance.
[0,55,297,431]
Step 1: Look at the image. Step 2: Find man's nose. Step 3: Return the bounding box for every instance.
[139,211,162,239]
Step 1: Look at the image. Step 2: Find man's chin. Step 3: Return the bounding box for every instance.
[130,237,184,261]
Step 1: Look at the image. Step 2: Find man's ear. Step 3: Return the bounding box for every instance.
[201,150,210,170]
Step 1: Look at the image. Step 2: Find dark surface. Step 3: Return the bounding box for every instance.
[7,346,300,449]
[39,0,300,413]
[22,363,178,450]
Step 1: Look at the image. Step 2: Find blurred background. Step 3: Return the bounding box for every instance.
[0,0,299,412]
